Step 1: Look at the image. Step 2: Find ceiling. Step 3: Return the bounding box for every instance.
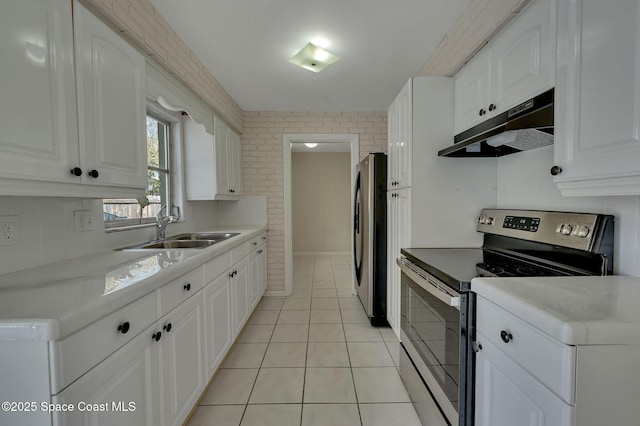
[148,0,470,112]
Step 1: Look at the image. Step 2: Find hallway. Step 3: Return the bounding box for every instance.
[187,254,421,425]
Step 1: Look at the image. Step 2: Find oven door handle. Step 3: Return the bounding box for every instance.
[397,258,460,309]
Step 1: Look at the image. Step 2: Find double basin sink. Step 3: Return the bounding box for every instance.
[120,232,240,250]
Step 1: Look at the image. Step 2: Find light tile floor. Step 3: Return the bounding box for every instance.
[187,254,421,426]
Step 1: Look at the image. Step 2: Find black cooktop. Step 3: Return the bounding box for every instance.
[401,248,484,292]
[401,244,599,293]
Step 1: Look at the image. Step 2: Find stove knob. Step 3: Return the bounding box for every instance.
[486,217,494,225]
[561,224,573,235]
[556,223,564,234]
[479,216,487,224]
[577,226,590,238]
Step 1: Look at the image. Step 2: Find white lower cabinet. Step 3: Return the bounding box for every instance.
[474,331,573,426]
[204,273,232,377]
[231,258,250,336]
[474,295,640,426]
[158,294,205,426]
[53,324,161,426]
[30,234,266,426]
[387,187,410,335]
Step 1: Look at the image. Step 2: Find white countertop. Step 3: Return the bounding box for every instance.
[472,275,640,345]
[0,226,265,341]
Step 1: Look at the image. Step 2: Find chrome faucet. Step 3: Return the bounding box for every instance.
[156,205,179,240]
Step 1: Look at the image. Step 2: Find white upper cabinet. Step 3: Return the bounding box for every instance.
[387,79,412,189]
[74,1,147,190]
[454,53,491,134]
[184,115,242,200]
[454,0,555,134]
[489,0,555,116]
[554,0,640,196]
[0,1,147,197]
[0,0,79,186]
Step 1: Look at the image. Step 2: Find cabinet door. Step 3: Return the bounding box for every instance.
[205,274,232,377]
[258,245,268,295]
[74,1,147,189]
[554,0,640,195]
[228,129,242,197]
[474,331,573,426]
[387,98,398,189]
[184,118,217,200]
[159,294,206,426]
[386,191,399,334]
[231,258,250,336]
[249,251,260,310]
[53,326,160,426]
[454,54,490,134]
[396,80,413,188]
[0,0,79,185]
[490,0,555,115]
[214,116,232,196]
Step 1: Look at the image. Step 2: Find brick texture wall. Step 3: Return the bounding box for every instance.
[82,0,243,132]
[417,0,533,76]
[242,111,387,292]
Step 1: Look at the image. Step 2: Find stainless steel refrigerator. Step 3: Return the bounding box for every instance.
[353,153,388,326]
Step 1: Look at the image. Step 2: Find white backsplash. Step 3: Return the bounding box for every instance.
[0,196,262,276]
[497,145,640,276]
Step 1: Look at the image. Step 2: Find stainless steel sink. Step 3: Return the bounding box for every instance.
[120,239,215,250]
[118,232,239,250]
[171,232,240,242]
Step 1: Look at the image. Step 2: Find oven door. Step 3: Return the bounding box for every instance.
[399,259,461,426]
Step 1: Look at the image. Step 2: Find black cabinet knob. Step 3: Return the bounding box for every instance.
[184,283,191,291]
[500,330,513,343]
[229,271,234,278]
[152,331,162,342]
[117,321,130,334]
[70,167,83,177]
[258,250,263,254]
[550,165,563,176]
[472,341,483,353]
[163,323,172,332]
[479,109,486,116]
[488,103,496,112]
[87,169,99,178]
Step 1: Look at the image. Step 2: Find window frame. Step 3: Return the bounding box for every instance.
[104,102,184,231]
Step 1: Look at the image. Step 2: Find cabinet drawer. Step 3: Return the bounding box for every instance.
[158,266,204,316]
[50,291,157,394]
[204,251,232,283]
[476,296,576,403]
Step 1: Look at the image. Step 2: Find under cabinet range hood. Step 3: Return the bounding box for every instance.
[438,89,554,157]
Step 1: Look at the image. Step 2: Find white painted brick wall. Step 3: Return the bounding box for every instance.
[242,111,387,291]
[81,0,243,132]
[417,0,532,76]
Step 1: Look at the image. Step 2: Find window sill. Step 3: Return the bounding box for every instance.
[105,222,157,233]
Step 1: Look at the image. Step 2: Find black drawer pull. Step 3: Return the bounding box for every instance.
[117,322,130,334]
[184,283,191,291]
[152,331,162,342]
[163,323,172,332]
[500,330,513,343]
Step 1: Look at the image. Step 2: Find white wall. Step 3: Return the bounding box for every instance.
[0,196,264,276]
[497,145,640,276]
[292,152,351,253]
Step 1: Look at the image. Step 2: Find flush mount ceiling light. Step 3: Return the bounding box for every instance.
[289,42,340,73]
[304,143,318,148]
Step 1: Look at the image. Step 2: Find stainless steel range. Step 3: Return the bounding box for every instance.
[398,209,614,426]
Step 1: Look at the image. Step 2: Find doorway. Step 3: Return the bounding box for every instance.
[281,134,359,296]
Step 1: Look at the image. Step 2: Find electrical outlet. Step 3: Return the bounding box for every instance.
[74,210,94,232]
[0,215,20,246]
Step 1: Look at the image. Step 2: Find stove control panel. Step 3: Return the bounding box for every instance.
[476,209,613,252]
[555,223,590,238]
